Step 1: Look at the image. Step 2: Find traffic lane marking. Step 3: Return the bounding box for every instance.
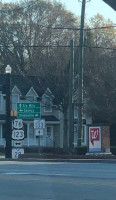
[0,161,65,165]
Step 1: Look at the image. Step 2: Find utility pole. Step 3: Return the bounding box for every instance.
[5,65,12,158]
[77,0,86,147]
[69,40,74,152]
[5,73,12,158]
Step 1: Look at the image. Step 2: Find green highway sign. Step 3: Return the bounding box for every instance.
[17,107,40,113]
[17,113,41,119]
[17,103,41,119]
[17,103,40,109]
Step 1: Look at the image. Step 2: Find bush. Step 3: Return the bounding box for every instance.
[0,147,5,154]
[42,147,65,154]
[110,146,116,155]
[24,147,38,153]
[24,147,65,154]
[76,146,87,155]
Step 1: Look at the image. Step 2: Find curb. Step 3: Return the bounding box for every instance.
[0,158,116,163]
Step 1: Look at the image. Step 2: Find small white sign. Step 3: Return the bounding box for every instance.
[12,148,24,159]
[12,140,23,147]
[12,119,23,129]
[34,119,45,129]
[35,129,44,136]
[12,130,24,140]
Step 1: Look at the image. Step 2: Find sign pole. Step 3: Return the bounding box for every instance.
[38,136,40,155]
[5,73,12,158]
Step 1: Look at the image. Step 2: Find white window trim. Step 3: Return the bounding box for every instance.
[0,94,3,111]
[0,124,2,138]
[74,124,87,146]
[26,87,38,100]
[44,96,52,112]
[74,106,78,119]
[46,126,54,147]
[46,126,53,136]
[81,125,87,146]
[26,95,37,102]
[12,94,19,110]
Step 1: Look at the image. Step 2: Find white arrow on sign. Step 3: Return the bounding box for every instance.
[35,129,44,136]
[12,140,23,147]
[12,130,24,140]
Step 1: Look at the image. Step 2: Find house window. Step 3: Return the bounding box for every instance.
[74,125,78,146]
[29,124,34,138]
[81,125,87,145]
[26,95,35,102]
[74,124,87,146]
[44,96,52,112]
[46,126,53,147]
[47,127,52,137]
[0,94,3,110]
[74,106,78,119]
[12,94,19,110]
[0,124,2,138]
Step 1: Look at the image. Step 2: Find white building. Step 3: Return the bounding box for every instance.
[0,74,91,149]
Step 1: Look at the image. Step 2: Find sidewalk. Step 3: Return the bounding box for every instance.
[1,154,116,163]
[20,153,116,163]
[1,158,116,164]
[19,152,116,160]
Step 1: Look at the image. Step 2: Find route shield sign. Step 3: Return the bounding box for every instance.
[12,130,24,140]
[12,148,24,159]
[17,103,41,119]
[34,119,45,129]
[12,119,23,129]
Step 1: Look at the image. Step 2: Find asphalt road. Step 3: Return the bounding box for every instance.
[0,160,116,200]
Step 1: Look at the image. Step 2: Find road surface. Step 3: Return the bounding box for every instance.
[0,160,116,200]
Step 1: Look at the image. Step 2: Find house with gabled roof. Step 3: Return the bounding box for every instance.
[0,73,63,149]
[0,73,92,151]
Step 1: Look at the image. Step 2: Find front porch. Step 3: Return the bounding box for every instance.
[0,137,54,147]
[22,137,54,147]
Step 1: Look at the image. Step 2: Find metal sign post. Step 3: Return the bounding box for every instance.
[34,119,45,155]
[12,119,24,158]
[38,136,40,155]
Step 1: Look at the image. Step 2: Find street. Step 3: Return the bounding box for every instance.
[0,160,116,199]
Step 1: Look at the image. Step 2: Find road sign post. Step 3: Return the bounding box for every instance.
[34,118,45,155]
[17,103,41,118]
[12,118,24,158]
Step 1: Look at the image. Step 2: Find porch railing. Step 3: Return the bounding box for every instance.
[22,138,38,146]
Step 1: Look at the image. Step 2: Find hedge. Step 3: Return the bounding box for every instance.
[76,146,87,155]
[110,146,116,155]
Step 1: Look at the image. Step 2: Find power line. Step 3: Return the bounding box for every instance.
[50,25,116,31]
[0,23,116,31]
[83,45,116,51]
[0,44,116,51]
